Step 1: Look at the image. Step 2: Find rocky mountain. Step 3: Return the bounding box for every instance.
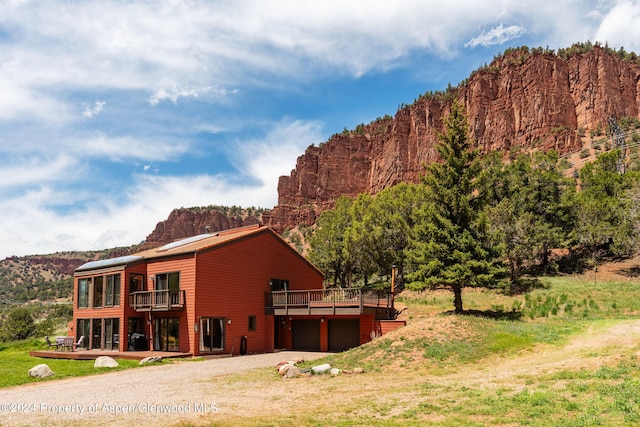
[143,206,264,247]
[264,44,640,233]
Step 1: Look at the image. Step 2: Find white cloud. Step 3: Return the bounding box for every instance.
[0,155,79,188]
[83,100,106,118]
[72,133,191,162]
[594,0,640,52]
[149,84,238,106]
[0,118,324,258]
[235,119,325,194]
[465,24,527,48]
[0,0,633,112]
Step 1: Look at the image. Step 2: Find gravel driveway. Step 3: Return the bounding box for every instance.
[0,351,329,426]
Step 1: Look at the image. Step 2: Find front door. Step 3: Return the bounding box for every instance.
[153,318,180,351]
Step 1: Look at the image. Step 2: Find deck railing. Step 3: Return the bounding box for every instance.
[267,288,392,315]
[129,290,185,311]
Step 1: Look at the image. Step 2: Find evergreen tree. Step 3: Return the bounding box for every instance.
[0,306,36,342]
[309,197,354,287]
[406,99,503,313]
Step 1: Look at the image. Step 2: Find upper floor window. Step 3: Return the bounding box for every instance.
[129,273,144,293]
[78,273,121,309]
[156,272,180,291]
[78,278,91,308]
[269,279,288,291]
[93,276,104,308]
[105,273,121,307]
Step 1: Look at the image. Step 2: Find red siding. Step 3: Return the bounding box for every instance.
[194,231,323,355]
[146,255,195,353]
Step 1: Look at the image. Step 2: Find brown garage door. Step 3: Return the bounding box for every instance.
[328,319,360,352]
[292,319,321,351]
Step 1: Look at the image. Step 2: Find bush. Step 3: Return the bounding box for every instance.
[0,307,35,342]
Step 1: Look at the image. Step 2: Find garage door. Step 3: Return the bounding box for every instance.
[328,319,360,352]
[292,319,321,351]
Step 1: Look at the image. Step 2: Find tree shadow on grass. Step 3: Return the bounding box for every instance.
[442,308,524,321]
[506,277,548,295]
[616,265,640,277]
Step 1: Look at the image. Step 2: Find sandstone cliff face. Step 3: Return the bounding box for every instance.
[144,208,261,247]
[265,46,640,233]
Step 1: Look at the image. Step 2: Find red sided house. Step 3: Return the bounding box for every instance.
[72,224,399,356]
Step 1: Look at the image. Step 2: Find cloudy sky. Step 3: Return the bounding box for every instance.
[1,0,639,258]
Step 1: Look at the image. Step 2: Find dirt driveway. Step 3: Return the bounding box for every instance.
[0,351,328,427]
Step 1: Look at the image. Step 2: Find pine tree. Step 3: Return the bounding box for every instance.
[406,99,502,313]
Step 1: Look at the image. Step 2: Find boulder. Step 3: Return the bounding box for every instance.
[330,368,341,376]
[28,364,54,378]
[139,356,163,365]
[285,366,302,378]
[353,367,365,374]
[311,363,331,374]
[278,363,295,376]
[94,356,119,368]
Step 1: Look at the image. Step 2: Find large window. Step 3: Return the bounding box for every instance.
[78,278,91,308]
[93,276,103,308]
[200,318,225,352]
[105,273,121,307]
[76,319,90,348]
[92,318,102,349]
[79,273,122,308]
[104,318,120,350]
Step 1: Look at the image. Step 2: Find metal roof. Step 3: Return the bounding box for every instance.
[75,255,144,272]
[156,233,217,252]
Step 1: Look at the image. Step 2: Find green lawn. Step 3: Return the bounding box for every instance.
[0,339,144,388]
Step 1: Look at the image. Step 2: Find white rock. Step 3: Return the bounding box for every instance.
[330,368,341,376]
[285,366,302,378]
[28,364,54,378]
[311,363,331,374]
[139,356,163,365]
[94,356,119,368]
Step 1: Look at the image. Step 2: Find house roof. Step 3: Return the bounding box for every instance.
[74,224,324,277]
[75,255,144,272]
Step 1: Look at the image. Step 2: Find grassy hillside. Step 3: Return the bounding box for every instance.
[206,257,640,426]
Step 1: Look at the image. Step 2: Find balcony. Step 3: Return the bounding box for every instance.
[129,290,185,312]
[266,288,394,319]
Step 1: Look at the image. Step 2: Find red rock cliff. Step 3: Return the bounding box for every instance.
[264,46,640,232]
[144,207,261,247]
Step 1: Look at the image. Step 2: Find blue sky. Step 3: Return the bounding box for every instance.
[1,0,639,258]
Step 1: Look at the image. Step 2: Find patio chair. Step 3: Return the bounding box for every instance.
[73,336,85,351]
[44,336,60,351]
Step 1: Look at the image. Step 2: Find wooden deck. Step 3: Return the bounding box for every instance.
[267,288,394,318]
[29,349,192,361]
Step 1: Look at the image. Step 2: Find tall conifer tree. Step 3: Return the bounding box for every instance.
[407,99,502,313]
